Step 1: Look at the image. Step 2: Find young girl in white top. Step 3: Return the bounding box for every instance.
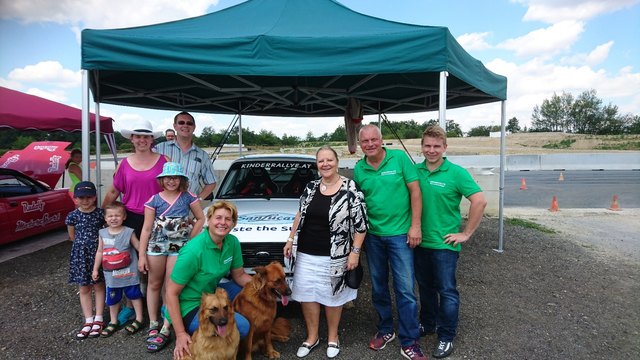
[138,162,205,352]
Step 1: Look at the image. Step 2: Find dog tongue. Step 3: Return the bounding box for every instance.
[281,295,289,306]
[217,324,227,337]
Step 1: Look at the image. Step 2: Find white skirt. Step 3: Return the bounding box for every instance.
[291,252,357,306]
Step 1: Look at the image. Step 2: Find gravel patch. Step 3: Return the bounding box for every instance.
[1,218,638,359]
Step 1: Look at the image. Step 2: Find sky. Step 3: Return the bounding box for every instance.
[1,0,639,138]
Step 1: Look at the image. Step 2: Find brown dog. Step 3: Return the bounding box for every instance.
[233,261,292,360]
[183,288,240,360]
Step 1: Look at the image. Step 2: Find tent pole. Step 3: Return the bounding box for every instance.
[95,101,102,206]
[81,70,90,181]
[439,71,448,129]
[238,112,243,157]
[496,100,506,253]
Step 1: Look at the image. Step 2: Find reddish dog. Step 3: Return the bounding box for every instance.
[183,288,240,360]
[233,261,292,360]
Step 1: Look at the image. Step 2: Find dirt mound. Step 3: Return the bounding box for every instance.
[217,133,640,158]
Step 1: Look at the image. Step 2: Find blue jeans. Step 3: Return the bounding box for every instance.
[365,233,419,346]
[185,281,249,339]
[414,247,460,342]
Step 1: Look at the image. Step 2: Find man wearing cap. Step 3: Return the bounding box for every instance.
[155,112,216,202]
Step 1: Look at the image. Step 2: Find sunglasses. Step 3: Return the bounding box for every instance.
[177,120,194,126]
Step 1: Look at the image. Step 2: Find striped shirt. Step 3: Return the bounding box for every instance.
[155,141,216,195]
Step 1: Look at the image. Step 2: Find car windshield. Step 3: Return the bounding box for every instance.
[217,160,318,199]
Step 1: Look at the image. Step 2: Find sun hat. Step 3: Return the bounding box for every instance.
[120,119,163,139]
[74,181,97,197]
[157,162,189,180]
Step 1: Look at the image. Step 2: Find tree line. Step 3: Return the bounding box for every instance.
[1,88,637,155]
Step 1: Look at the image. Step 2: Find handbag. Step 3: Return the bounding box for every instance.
[102,247,131,271]
[345,263,363,289]
[345,180,363,289]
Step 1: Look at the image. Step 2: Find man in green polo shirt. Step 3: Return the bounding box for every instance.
[354,124,427,360]
[414,125,486,359]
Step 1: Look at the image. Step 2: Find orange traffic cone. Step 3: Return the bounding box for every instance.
[608,195,621,211]
[520,178,528,190]
[558,172,564,181]
[549,196,559,212]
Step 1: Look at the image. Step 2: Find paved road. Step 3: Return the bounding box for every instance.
[505,170,640,208]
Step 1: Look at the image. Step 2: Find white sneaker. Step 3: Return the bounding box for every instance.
[327,341,340,358]
[296,338,319,358]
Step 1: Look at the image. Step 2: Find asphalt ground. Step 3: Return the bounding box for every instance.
[1,215,638,359]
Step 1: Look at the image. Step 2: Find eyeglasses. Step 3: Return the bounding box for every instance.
[163,176,181,181]
[177,120,194,126]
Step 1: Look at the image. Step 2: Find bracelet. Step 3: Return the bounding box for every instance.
[286,237,294,243]
[351,246,361,254]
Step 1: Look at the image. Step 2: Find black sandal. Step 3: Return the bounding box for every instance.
[125,320,143,334]
[101,322,119,337]
[147,333,170,353]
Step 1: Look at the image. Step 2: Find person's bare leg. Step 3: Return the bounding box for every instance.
[78,285,93,319]
[132,298,144,323]
[93,283,105,317]
[158,256,178,335]
[146,255,167,324]
[301,302,321,344]
[325,305,343,344]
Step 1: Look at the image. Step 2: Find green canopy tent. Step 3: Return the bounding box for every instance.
[80,0,508,250]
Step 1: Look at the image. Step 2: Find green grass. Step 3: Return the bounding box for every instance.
[594,141,640,150]
[542,138,576,149]
[506,218,556,234]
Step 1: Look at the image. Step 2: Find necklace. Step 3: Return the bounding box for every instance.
[320,176,340,192]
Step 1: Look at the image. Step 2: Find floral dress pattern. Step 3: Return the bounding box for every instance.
[66,208,106,285]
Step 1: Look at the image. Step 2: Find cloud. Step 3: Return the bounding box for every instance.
[8,61,81,88]
[473,56,640,129]
[560,41,614,66]
[25,87,68,102]
[514,0,640,23]
[498,20,584,57]
[0,77,23,90]
[457,32,492,51]
[0,0,219,29]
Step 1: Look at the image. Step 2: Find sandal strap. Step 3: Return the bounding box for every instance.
[126,320,143,332]
[301,339,320,349]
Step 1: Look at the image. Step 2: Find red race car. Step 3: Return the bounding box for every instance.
[0,168,75,245]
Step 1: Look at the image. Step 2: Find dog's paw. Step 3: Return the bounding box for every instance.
[267,350,280,359]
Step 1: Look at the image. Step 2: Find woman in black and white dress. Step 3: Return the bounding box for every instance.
[284,145,368,358]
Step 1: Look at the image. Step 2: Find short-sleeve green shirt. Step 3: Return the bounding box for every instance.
[354,148,418,236]
[415,158,482,251]
[168,231,243,321]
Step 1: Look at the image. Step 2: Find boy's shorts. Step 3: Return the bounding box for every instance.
[106,284,143,306]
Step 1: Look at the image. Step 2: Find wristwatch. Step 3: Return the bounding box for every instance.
[351,246,361,254]
[286,237,294,243]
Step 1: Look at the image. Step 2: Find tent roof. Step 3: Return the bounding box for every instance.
[0,87,114,133]
[81,0,506,117]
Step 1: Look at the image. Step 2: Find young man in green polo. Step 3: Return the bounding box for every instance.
[414,125,487,358]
